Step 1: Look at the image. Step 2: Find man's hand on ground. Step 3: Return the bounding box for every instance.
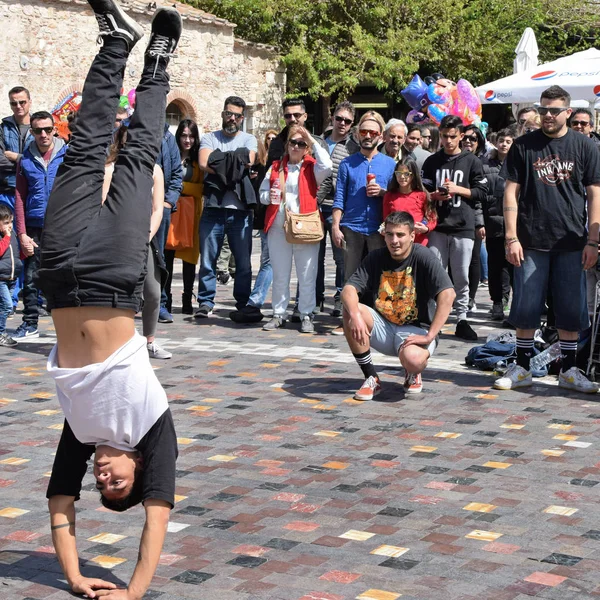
[70,576,117,598]
[94,588,140,600]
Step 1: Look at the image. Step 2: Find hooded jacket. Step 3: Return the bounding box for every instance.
[421,149,487,239]
[481,154,504,238]
[0,233,22,281]
[0,116,34,196]
[156,124,183,209]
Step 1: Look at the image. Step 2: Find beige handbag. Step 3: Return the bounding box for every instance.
[277,167,324,244]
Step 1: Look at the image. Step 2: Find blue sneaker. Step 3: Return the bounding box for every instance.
[13,323,39,339]
[158,307,173,323]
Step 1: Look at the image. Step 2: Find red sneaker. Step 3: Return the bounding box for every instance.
[354,376,382,400]
[404,372,423,394]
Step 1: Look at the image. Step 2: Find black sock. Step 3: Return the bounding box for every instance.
[516,337,534,371]
[353,350,378,379]
[560,340,577,372]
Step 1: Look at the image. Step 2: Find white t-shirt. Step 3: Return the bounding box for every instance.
[47,332,168,452]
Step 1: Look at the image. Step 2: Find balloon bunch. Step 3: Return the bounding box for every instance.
[119,88,137,113]
[402,73,482,127]
[51,91,82,140]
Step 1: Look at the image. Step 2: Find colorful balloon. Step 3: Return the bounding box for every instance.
[406,109,429,124]
[127,89,136,109]
[401,74,430,112]
[119,95,129,108]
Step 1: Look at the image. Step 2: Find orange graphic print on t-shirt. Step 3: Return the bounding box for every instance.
[374,268,418,325]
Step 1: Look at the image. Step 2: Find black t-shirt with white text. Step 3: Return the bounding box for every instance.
[504,128,600,251]
[46,408,178,508]
[347,244,453,326]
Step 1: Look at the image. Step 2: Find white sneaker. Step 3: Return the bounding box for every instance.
[493,363,532,390]
[147,342,172,359]
[559,367,599,394]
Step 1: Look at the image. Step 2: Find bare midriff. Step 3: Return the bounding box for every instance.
[51,307,136,368]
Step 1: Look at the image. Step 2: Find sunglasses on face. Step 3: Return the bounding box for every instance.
[463,135,478,143]
[31,126,54,135]
[288,139,308,148]
[359,129,380,138]
[537,106,568,117]
[284,112,304,120]
[421,134,431,138]
[395,171,412,177]
[571,120,591,127]
[334,115,352,125]
[10,100,27,107]
[223,110,243,120]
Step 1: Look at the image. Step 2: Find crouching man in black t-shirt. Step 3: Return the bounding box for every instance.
[341,211,455,398]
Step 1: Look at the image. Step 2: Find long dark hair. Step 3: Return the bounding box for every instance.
[175,118,200,162]
[387,160,437,221]
[106,125,128,164]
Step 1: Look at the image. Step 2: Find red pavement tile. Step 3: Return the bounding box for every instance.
[319,570,361,584]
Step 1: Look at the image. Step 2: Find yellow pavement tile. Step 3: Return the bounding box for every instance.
[208,455,237,462]
[87,533,127,545]
[299,399,320,404]
[186,406,212,413]
[543,505,578,516]
[463,503,497,513]
[323,462,349,470]
[174,495,188,503]
[29,392,54,399]
[547,424,573,430]
[410,446,437,452]
[483,461,512,469]
[0,398,17,404]
[553,434,579,441]
[500,424,525,429]
[371,545,409,557]
[313,404,336,410]
[282,358,300,362]
[201,398,223,403]
[90,555,127,569]
[208,360,229,366]
[34,409,60,416]
[47,423,64,430]
[261,363,280,368]
[43,471,52,477]
[0,458,30,466]
[313,431,341,437]
[0,507,30,518]
[476,393,498,399]
[237,372,257,377]
[343,398,364,405]
[177,438,194,445]
[541,449,565,456]
[465,530,503,542]
[339,530,376,541]
[434,432,462,439]
[357,590,402,600]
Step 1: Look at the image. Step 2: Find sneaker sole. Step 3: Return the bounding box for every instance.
[559,380,599,394]
[405,386,423,394]
[493,379,532,391]
[354,388,381,401]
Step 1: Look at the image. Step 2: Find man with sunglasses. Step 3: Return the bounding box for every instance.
[13,111,67,340]
[569,108,600,150]
[196,96,258,320]
[496,85,600,393]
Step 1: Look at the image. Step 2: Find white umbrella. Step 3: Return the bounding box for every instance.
[512,27,538,118]
[477,48,600,105]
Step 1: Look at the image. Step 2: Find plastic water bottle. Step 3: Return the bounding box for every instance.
[270,176,282,205]
[530,342,561,371]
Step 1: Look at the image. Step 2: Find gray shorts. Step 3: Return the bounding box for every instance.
[367,307,438,357]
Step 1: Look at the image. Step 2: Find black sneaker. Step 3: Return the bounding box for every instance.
[88,0,144,50]
[144,7,182,75]
[455,319,478,341]
[490,302,504,321]
[194,303,213,319]
[229,305,264,324]
[331,298,342,318]
[290,306,301,323]
[0,333,17,347]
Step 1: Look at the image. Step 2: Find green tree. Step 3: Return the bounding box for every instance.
[191,0,598,100]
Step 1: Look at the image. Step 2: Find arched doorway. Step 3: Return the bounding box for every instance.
[165,93,197,127]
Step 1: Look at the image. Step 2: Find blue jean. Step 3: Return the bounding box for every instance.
[248,230,272,309]
[0,197,22,307]
[197,207,253,309]
[156,205,172,308]
[509,249,588,331]
[480,240,488,281]
[317,206,345,302]
[0,280,15,333]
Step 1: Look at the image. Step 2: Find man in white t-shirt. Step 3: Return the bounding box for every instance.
[35,2,181,598]
[195,96,258,321]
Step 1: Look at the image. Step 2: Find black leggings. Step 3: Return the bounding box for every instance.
[38,39,169,312]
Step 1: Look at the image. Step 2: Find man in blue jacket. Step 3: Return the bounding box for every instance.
[155,124,182,323]
[13,112,67,339]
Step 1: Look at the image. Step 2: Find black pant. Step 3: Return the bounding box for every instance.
[468,236,481,301]
[22,226,42,326]
[164,249,196,304]
[38,40,169,312]
[486,237,512,304]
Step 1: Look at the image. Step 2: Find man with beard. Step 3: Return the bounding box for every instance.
[495,85,600,393]
[195,96,258,319]
[332,111,396,288]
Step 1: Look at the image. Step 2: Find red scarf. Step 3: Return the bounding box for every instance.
[264,154,319,233]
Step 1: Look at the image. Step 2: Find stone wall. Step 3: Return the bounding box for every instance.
[0,0,285,135]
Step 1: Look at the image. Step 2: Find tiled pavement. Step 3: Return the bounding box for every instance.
[1,255,600,599]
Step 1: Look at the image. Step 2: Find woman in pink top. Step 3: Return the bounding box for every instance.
[383,160,437,245]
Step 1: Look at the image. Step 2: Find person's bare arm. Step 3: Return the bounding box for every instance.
[331,208,345,248]
[584,183,600,270]
[503,180,522,267]
[49,495,117,598]
[95,500,170,600]
[340,285,370,346]
[149,165,165,241]
[198,148,215,175]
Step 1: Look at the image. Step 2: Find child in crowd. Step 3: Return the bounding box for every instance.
[0,204,22,347]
